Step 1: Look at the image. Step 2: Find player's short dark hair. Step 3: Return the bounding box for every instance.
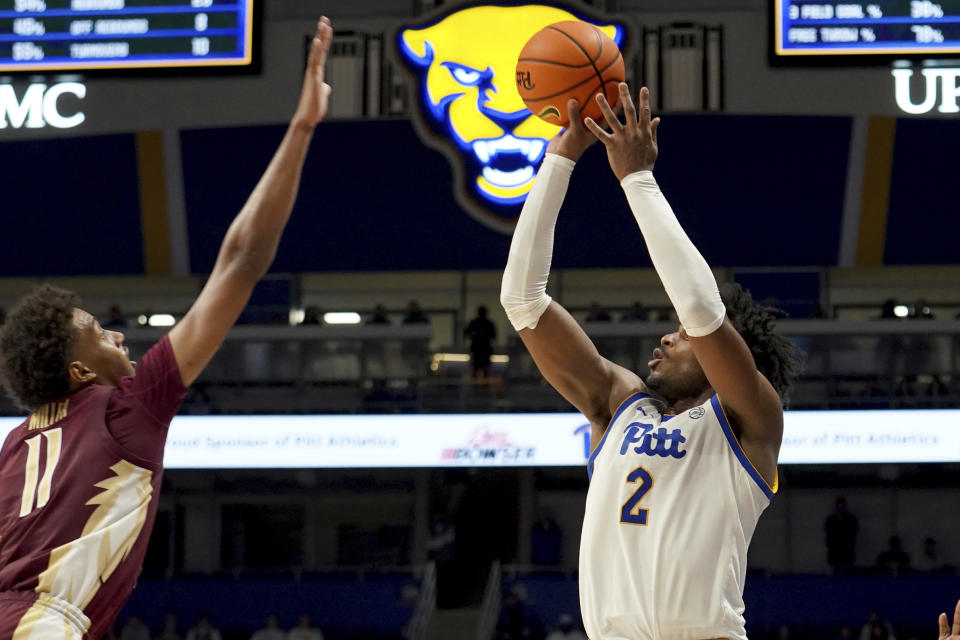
[0,284,80,411]
[719,282,803,404]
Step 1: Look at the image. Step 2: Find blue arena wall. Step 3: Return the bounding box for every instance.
[4,115,960,276]
[885,118,960,266]
[181,116,851,274]
[0,134,144,276]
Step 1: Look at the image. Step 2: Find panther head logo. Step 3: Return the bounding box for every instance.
[397,3,624,233]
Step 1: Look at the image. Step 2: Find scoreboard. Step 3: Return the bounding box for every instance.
[0,0,255,72]
[774,0,960,56]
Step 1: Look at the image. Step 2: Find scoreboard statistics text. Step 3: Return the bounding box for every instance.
[775,0,960,55]
[0,0,254,72]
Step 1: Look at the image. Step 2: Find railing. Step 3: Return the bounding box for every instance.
[475,560,502,640]
[2,320,956,415]
[404,561,436,640]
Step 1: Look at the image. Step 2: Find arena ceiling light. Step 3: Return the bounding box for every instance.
[136,313,176,327]
[147,314,176,327]
[323,312,361,325]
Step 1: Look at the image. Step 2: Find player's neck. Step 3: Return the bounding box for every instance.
[666,387,714,416]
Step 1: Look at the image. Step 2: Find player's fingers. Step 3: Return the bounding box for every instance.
[313,17,333,67]
[619,83,637,125]
[583,117,612,142]
[939,613,949,640]
[595,94,622,132]
[638,86,653,129]
[651,117,661,143]
[567,99,584,131]
[952,600,960,636]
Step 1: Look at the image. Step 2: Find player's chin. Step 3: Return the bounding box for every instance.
[645,371,663,392]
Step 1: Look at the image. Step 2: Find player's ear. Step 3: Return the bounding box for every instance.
[67,361,96,385]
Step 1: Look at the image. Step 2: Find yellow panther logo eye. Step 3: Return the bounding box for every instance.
[397,3,624,232]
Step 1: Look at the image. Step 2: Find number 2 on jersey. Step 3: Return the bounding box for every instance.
[620,466,653,525]
[20,428,63,517]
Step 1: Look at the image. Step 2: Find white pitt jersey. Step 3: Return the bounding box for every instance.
[579,391,776,640]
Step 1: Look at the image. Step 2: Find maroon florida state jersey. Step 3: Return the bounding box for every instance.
[0,336,186,640]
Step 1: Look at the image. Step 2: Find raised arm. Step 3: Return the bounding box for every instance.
[585,84,783,483]
[168,18,333,387]
[501,101,643,434]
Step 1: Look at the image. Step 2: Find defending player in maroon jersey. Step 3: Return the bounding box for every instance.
[0,17,335,640]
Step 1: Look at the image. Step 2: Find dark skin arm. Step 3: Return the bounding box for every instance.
[585,84,783,486]
[514,100,646,450]
[168,18,333,386]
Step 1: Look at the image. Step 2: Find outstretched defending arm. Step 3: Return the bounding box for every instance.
[585,84,783,484]
[501,100,643,435]
[168,18,333,387]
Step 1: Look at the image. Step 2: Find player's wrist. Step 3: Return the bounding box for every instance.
[619,169,655,187]
[543,152,577,172]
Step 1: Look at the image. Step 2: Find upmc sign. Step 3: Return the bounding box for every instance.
[0,82,86,129]
[892,67,960,115]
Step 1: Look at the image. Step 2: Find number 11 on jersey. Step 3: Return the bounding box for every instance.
[20,428,62,517]
[620,466,653,526]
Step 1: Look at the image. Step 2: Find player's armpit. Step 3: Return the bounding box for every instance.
[690,319,783,484]
[518,301,644,426]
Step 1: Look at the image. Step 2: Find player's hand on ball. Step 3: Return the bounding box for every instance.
[938,600,960,640]
[584,84,661,181]
[546,99,597,162]
[294,17,333,128]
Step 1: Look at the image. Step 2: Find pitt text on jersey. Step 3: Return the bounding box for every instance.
[618,421,687,460]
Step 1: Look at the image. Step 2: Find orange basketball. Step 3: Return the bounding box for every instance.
[516,21,625,127]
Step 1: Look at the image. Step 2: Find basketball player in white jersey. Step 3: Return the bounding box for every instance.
[500,84,802,640]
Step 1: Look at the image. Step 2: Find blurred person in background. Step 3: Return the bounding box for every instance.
[497,584,544,640]
[860,611,896,640]
[620,302,647,323]
[251,615,285,640]
[835,624,855,640]
[301,306,323,325]
[103,304,127,329]
[0,17,335,640]
[402,300,429,324]
[120,615,151,640]
[585,303,612,322]
[825,497,859,571]
[464,306,497,379]
[876,536,911,573]
[367,303,391,325]
[916,537,943,572]
[545,614,587,640]
[156,613,182,640]
[185,616,221,640]
[287,615,324,640]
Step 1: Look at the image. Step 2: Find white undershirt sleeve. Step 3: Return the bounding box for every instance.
[620,171,725,337]
[500,153,575,331]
